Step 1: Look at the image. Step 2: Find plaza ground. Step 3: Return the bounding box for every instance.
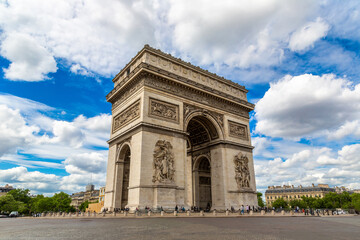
[1,216,359,239]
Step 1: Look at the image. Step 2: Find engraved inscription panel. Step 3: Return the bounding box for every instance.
[112,100,140,133]
[228,120,248,140]
[149,98,179,123]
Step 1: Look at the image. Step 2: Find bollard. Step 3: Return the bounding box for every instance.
[226,210,229,216]
[213,210,216,216]
[200,211,204,217]
[113,211,116,217]
[187,210,190,216]
[261,210,265,215]
[161,211,164,216]
[281,210,285,216]
[148,211,151,217]
[271,210,275,216]
[250,210,253,216]
[174,211,177,216]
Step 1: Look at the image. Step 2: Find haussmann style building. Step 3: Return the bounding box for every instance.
[104,45,257,211]
[265,184,336,207]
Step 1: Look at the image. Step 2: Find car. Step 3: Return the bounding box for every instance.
[9,211,19,217]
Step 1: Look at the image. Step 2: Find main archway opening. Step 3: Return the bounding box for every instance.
[186,115,220,210]
[121,146,131,209]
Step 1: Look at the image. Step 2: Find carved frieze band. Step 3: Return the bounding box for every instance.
[144,76,249,118]
[112,100,141,134]
[112,79,144,110]
[110,72,249,118]
[149,98,179,123]
[228,120,248,140]
[184,103,224,128]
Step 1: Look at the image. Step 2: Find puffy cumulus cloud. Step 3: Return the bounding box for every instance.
[0,32,57,81]
[255,74,360,139]
[255,144,360,191]
[0,167,60,194]
[0,0,163,81]
[0,94,110,194]
[168,0,317,67]
[46,120,85,148]
[64,152,108,175]
[288,17,330,52]
[0,105,39,156]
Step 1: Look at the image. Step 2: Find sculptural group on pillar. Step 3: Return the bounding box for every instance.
[152,140,175,183]
[234,153,251,189]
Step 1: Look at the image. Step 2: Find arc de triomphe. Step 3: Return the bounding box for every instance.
[104,45,257,211]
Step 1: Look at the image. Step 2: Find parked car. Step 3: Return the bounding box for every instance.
[9,211,19,217]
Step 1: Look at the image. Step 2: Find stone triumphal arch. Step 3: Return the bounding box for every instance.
[104,45,257,211]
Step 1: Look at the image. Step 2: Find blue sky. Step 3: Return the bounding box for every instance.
[0,0,359,195]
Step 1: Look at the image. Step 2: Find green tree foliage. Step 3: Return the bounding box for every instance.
[0,194,27,213]
[289,199,307,209]
[79,200,89,212]
[257,192,264,207]
[272,198,288,209]
[1,189,76,214]
[8,189,31,204]
[52,192,74,212]
[351,193,360,211]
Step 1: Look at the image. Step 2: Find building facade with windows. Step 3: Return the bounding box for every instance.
[265,184,335,207]
[70,184,100,210]
[0,184,14,197]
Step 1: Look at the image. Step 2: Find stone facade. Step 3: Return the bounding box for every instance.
[71,184,100,209]
[104,45,257,211]
[0,184,14,197]
[265,184,335,207]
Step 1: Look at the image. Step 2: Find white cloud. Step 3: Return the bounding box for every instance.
[0,32,57,81]
[64,152,107,175]
[328,120,360,140]
[255,74,360,139]
[0,167,60,194]
[0,104,39,156]
[168,0,317,67]
[255,144,360,191]
[0,0,162,81]
[288,17,330,52]
[0,94,110,194]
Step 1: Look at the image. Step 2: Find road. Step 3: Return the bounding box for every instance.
[1,216,359,240]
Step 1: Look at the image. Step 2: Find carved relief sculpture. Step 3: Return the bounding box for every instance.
[112,100,140,133]
[229,120,248,140]
[149,98,179,123]
[152,140,175,183]
[234,153,251,189]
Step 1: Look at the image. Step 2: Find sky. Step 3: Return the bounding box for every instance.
[0,0,359,196]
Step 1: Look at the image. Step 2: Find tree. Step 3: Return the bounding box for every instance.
[31,196,55,213]
[257,192,264,207]
[52,192,73,212]
[79,200,89,212]
[272,198,288,209]
[0,194,26,213]
[351,193,360,212]
[8,189,31,204]
[289,199,307,209]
